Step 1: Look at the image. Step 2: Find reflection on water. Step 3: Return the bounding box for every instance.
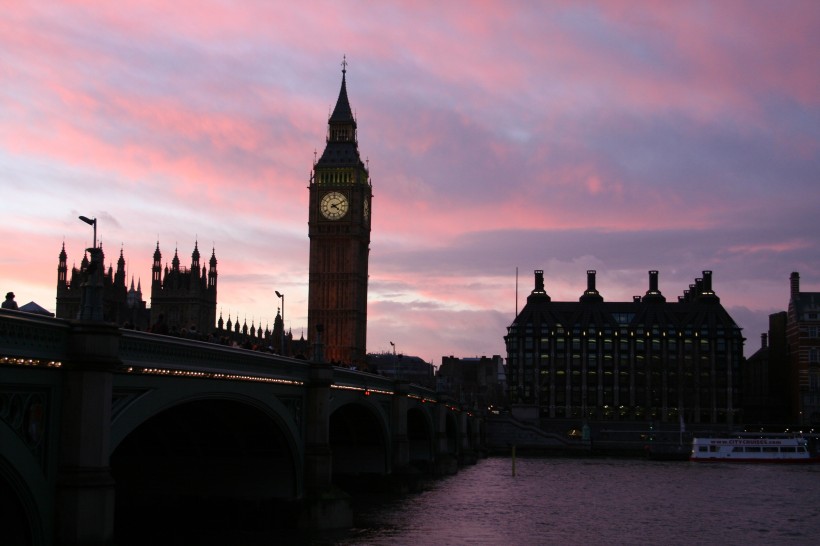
[335,457,820,546]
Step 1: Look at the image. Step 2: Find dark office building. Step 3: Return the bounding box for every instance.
[785,272,820,425]
[505,269,745,426]
[744,312,791,424]
[438,355,507,409]
[367,353,435,389]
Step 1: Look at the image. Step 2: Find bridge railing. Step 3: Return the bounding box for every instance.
[0,310,442,402]
[119,330,312,384]
[0,309,70,363]
[332,366,438,402]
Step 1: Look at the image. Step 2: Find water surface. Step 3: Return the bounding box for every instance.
[338,457,820,545]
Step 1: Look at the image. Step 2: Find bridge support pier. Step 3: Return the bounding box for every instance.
[54,247,119,544]
[391,379,410,469]
[458,408,477,465]
[299,360,352,529]
[56,321,120,544]
[434,397,458,475]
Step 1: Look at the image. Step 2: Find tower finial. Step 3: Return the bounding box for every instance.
[341,55,347,75]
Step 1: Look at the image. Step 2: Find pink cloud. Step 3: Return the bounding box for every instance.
[1,1,818,364]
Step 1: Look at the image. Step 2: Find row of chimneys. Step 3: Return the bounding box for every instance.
[533,269,718,303]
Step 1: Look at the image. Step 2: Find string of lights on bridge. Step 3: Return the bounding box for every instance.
[124,366,305,385]
[1,356,62,368]
[0,357,452,409]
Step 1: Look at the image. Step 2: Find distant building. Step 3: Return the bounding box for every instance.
[437,355,507,409]
[785,273,820,425]
[505,269,745,426]
[19,301,54,317]
[56,241,217,334]
[149,241,217,335]
[367,353,435,388]
[212,311,305,357]
[743,312,791,425]
[56,243,149,328]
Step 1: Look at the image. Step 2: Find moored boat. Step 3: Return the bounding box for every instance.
[690,435,820,463]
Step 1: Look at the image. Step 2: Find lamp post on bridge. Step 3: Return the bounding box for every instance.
[275,290,285,356]
[77,215,103,321]
[79,215,97,249]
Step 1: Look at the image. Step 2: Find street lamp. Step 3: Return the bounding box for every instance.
[275,290,285,355]
[78,216,97,248]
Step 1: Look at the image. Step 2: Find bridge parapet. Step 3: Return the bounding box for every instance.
[118,330,311,384]
[0,309,70,362]
[331,366,437,401]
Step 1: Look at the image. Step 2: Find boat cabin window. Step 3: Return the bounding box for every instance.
[762,447,778,453]
[781,447,796,453]
[798,447,808,453]
[709,446,719,452]
[698,446,708,452]
[732,446,744,453]
[745,447,761,453]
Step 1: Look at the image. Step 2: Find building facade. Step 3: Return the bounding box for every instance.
[307,62,372,366]
[786,272,820,425]
[56,243,148,328]
[150,241,217,335]
[744,312,791,425]
[505,269,744,426]
[438,355,507,410]
[367,353,436,388]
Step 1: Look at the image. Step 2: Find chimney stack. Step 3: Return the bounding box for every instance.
[761,333,768,350]
[643,270,666,303]
[702,270,713,293]
[528,269,551,302]
[790,272,800,300]
[580,270,603,302]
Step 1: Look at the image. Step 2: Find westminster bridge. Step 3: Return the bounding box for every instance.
[0,308,482,544]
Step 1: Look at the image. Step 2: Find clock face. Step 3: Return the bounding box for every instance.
[363,198,370,221]
[320,191,348,220]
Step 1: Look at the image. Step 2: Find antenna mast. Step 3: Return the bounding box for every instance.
[515,266,519,317]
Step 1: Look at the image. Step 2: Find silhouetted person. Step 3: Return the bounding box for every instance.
[2,292,18,310]
[150,313,169,335]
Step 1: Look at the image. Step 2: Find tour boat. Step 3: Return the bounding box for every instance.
[690,435,819,463]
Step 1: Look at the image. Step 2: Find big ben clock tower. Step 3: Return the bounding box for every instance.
[308,59,372,365]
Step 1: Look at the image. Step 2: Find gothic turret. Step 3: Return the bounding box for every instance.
[58,243,68,286]
[191,241,200,271]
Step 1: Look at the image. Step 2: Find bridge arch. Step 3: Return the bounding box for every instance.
[110,379,303,459]
[407,405,435,468]
[0,422,47,546]
[110,392,302,541]
[443,410,460,456]
[329,400,390,477]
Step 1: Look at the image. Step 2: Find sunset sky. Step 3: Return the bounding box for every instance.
[1,1,818,364]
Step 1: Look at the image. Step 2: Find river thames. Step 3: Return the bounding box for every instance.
[332,456,820,546]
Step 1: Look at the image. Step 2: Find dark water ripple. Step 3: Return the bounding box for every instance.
[338,457,820,546]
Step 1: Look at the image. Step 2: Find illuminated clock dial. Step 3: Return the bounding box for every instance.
[320,191,348,220]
